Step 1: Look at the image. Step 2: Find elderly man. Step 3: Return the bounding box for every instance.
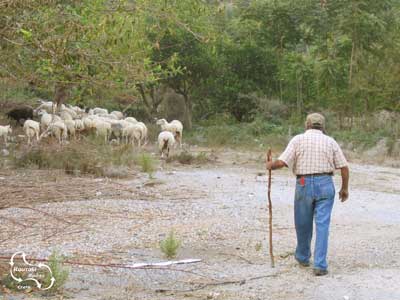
[266,113,349,276]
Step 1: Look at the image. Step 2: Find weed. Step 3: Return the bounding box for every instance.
[255,242,262,252]
[159,231,181,259]
[135,153,155,177]
[167,151,211,165]
[41,251,69,295]
[12,138,137,177]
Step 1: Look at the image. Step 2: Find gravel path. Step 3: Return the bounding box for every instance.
[1,152,400,300]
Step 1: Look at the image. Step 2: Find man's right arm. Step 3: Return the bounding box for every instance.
[339,166,349,202]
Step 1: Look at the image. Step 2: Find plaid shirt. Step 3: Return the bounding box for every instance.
[279,129,348,175]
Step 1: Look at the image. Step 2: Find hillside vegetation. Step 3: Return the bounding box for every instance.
[1,0,399,156]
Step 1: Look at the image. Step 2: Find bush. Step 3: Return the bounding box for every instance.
[13,137,137,177]
[167,151,211,165]
[159,231,181,259]
[135,153,155,177]
[41,251,69,295]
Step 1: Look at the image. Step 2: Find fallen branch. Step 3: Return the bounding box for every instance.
[155,274,278,293]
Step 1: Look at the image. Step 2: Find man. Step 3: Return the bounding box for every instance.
[266,113,349,276]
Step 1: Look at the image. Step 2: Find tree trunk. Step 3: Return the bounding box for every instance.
[54,84,68,113]
[349,40,355,88]
[183,93,193,130]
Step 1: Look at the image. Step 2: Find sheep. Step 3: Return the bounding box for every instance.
[110,111,124,120]
[93,119,111,143]
[64,119,76,139]
[137,122,148,145]
[82,116,96,131]
[124,117,137,123]
[37,110,62,131]
[122,124,142,147]
[110,123,124,143]
[23,120,40,145]
[6,106,34,125]
[60,110,73,121]
[45,121,68,144]
[89,108,108,115]
[98,113,119,120]
[156,119,183,147]
[158,131,175,158]
[67,104,85,115]
[74,119,85,137]
[34,101,54,114]
[60,107,78,119]
[0,125,12,144]
[124,117,147,145]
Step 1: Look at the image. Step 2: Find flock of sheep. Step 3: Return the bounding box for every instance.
[0,100,183,158]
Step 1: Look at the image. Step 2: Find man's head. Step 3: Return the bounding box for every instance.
[305,113,325,132]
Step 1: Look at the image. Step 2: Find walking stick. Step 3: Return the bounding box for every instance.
[266,148,275,268]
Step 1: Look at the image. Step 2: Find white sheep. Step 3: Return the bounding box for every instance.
[60,110,73,121]
[156,119,183,147]
[67,104,85,115]
[34,101,54,114]
[23,120,40,145]
[64,119,76,139]
[93,119,111,143]
[46,121,68,144]
[38,110,62,131]
[74,119,85,137]
[0,125,12,144]
[158,131,175,158]
[124,118,147,145]
[124,117,137,123]
[137,121,148,145]
[122,124,142,147]
[89,108,108,115]
[99,113,119,120]
[82,116,96,131]
[110,111,124,120]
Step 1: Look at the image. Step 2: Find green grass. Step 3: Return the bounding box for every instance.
[13,136,137,177]
[135,153,156,177]
[41,251,69,295]
[167,151,212,165]
[159,231,181,259]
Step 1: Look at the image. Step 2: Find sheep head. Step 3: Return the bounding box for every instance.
[156,119,167,126]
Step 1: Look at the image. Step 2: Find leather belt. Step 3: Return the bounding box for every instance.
[296,172,333,179]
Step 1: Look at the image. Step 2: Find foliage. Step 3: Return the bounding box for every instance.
[41,251,69,295]
[159,231,181,259]
[166,151,211,165]
[1,0,399,130]
[135,153,156,177]
[13,137,136,177]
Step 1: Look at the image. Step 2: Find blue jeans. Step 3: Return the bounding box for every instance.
[294,175,335,270]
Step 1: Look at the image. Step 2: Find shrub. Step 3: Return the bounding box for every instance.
[12,138,137,177]
[159,231,181,259]
[135,153,155,177]
[167,151,211,165]
[41,251,69,295]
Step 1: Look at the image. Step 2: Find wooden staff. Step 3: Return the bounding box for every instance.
[266,148,275,268]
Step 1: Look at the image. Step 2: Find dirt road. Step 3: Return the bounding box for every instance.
[1,150,399,300]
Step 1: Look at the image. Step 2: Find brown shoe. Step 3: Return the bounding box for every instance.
[295,257,310,267]
[313,269,328,276]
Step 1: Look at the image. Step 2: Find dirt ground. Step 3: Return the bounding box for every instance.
[0,148,400,300]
